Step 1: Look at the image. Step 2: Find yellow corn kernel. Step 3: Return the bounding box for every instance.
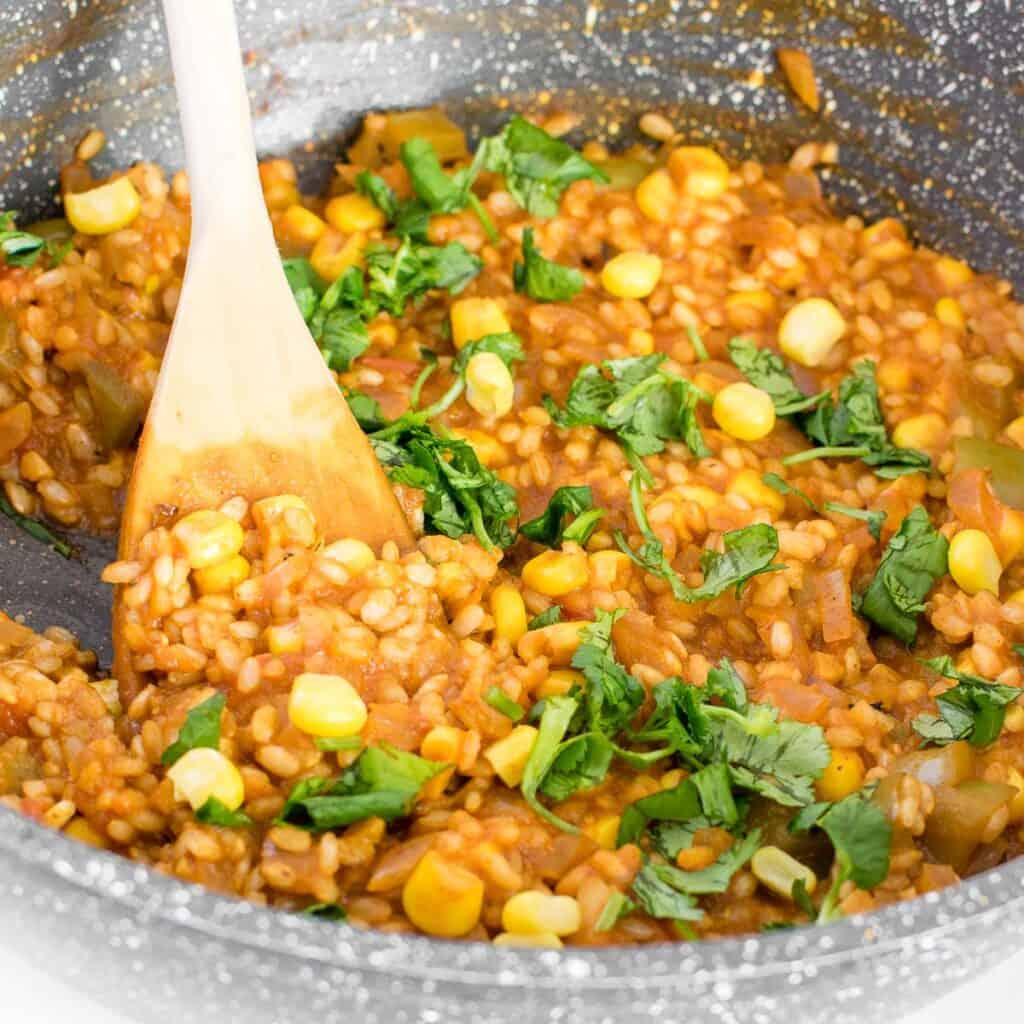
[778,297,847,367]
[1009,588,1024,606]
[493,931,563,948]
[634,168,678,224]
[192,554,250,595]
[537,669,584,699]
[288,672,367,739]
[660,768,686,790]
[144,273,161,295]
[679,484,722,511]
[166,747,245,812]
[253,494,314,534]
[281,204,327,245]
[816,748,865,802]
[1005,416,1024,450]
[64,177,141,235]
[728,468,786,517]
[265,622,304,656]
[421,725,464,763]
[713,382,777,442]
[1006,767,1024,823]
[584,815,620,850]
[491,584,528,644]
[484,725,539,787]
[450,297,511,350]
[522,550,591,597]
[449,428,509,467]
[465,351,515,418]
[628,328,655,355]
[172,510,245,570]
[501,891,582,937]
[935,256,974,290]
[725,289,776,328]
[322,537,376,575]
[601,251,663,299]
[948,529,1002,596]
[1005,705,1024,733]
[64,816,108,849]
[667,146,731,199]
[310,229,365,282]
[999,509,1024,565]
[876,359,912,392]
[891,412,946,451]
[402,851,484,938]
[589,550,631,588]
[935,297,965,330]
[750,846,817,901]
[324,193,386,233]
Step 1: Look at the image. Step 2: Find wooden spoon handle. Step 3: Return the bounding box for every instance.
[161,0,266,234]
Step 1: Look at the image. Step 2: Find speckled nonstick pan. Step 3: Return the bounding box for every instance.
[0,2,1022,1022]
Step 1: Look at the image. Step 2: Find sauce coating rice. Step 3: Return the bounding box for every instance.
[3,109,1024,945]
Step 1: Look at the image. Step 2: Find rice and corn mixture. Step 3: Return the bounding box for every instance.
[4,108,1024,946]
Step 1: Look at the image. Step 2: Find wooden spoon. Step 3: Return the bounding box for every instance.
[114,0,412,690]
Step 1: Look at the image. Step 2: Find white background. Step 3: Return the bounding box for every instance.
[0,944,1019,1022]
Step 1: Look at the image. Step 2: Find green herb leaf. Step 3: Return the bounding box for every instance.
[513,227,583,302]
[480,116,609,218]
[0,212,71,269]
[0,492,76,558]
[365,238,483,316]
[343,389,386,431]
[195,797,253,828]
[687,325,709,362]
[646,829,761,895]
[519,485,604,547]
[762,472,818,511]
[630,863,704,923]
[791,877,815,917]
[278,744,446,832]
[538,731,614,802]
[521,694,582,832]
[824,502,887,541]
[617,778,702,846]
[858,506,949,645]
[161,693,226,766]
[484,686,525,722]
[355,171,398,220]
[704,658,749,714]
[303,902,348,921]
[912,655,1021,747]
[594,890,636,932]
[728,338,826,416]
[315,736,364,752]
[571,610,646,738]
[528,606,562,630]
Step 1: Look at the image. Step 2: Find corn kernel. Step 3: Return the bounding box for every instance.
[537,669,584,699]
[501,891,582,937]
[584,815,620,850]
[948,528,1002,596]
[935,256,974,290]
[725,289,776,327]
[522,550,590,597]
[64,816,108,849]
[402,851,484,937]
[891,412,946,451]
[1006,767,1024,823]
[589,550,631,588]
[778,297,846,367]
[1005,705,1024,734]
[192,554,250,595]
[450,297,511,350]
[166,747,245,812]
[680,484,722,511]
[281,204,327,245]
[449,428,509,467]
[634,169,678,224]
[628,328,655,355]
[713,382,776,442]
[252,494,316,544]
[321,537,376,575]
[310,229,365,282]
[265,622,304,656]
[421,725,464,763]
[750,846,817,900]
[667,146,731,199]
[601,251,663,299]
[493,931,563,948]
[324,193,386,233]
[999,509,1024,564]
[1009,588,1024,606]
[491,584,528,644]
[876,359,912,392]
[728,468,785,516]
[934,297,965,330]
[816,748,865,802]
[172,510,245,570]
[64,176,141,235]
[483,725,539,786]
[660,768,686,790]
[1005,416,1024,450]
[288,672,367,739]
[465,352,515,418]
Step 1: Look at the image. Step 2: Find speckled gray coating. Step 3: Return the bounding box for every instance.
[0,1,1023,1021]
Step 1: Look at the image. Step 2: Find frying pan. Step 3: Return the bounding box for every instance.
[1,2,1023,1021]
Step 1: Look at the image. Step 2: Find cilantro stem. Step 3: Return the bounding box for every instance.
[467,192,500,244]
[606,374,665,421]
[782,445,871,467]
[408,359,438,411]
[687,325,709,362]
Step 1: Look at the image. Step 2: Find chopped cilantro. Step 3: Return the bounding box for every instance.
[195,797,253,828]
[484,686,525,722]
[0,212,71,268]
[824,501,887,541]
[521,694,582,832]
[513,227,583,302]
[0,492,76,558]
[594,890,636,932]
[315,736,364,752]
[687,325,709,363]
[365,238,483,315]
[858,506,948,645]
[343,389,386,431]
[161,693,226,766]
[646,830,761,896]
[538,731,614,802]
[519,485,604,547]
[630,864,704,923]
[572,610,646,738]
[303,902,348,921]
[528,606,562,630]
[479,115,609,218]
[791,877,815,918]
[728,338,826,416]
[617,778,702,846]
[355,171,399,221]
[762,472,818,512]
[912,655,1021,747]
[278,744,446,831]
